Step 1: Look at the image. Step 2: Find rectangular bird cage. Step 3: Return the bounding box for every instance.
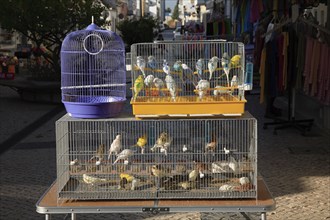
[130,40,247,118]
[56,113,257,202]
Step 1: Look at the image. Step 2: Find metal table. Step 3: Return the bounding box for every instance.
[36,176,275,220]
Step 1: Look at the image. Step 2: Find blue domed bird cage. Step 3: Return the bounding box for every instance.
[61,21,126,118]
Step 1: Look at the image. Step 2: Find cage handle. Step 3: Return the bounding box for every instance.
[83,33,104,55]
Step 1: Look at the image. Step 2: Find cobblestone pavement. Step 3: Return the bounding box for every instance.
[0,86,329,220]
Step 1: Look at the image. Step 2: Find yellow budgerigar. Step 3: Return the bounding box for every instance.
[133,75,144,100]
[230,55,241,68]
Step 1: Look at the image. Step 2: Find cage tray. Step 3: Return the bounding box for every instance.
[131,96,246,117]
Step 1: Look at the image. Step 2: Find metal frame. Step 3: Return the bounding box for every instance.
[36,176,275,220]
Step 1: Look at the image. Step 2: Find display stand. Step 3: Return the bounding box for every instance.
[36,176,275,220]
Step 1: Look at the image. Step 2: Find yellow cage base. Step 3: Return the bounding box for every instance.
[131,96,246,118]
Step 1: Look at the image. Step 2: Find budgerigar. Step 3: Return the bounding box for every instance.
[173,60,184,82]
[182,63,197,87]
[195,59,204,80]
[112,149,134,165]
[153,77,165,96]
[133,75,144,100]
[147,56,157,70]
[108,135,122,159]
[230,55,241,68]
[136,56,146,78]
[208,56,219,80]
[163,59,170,75]
[144,74,155,87]
[165,74,177,101]
[196,79,210,100]
[221,52,230,87]
[230,75,238,87]
[213,85,231,96]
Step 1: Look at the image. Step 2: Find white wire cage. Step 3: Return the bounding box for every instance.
[61,22,126,119]
[56,113,257,201]
[130,40,246,117]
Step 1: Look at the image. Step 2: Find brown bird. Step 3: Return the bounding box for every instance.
[151,164,167,178]
[90,143,105,163]
[205,133,217,154]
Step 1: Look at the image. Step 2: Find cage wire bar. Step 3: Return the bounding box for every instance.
[130,40,246,117]
[60,23,126,118]
[56,114,257,202]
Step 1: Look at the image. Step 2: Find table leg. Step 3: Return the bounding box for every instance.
[261,212,267,220]
[71,213,76,220]
[45,214,51,220]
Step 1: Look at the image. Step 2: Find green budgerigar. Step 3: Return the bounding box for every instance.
[133,75,144,100]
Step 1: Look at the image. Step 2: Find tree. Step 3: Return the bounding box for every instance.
[172,1,180,20]
[116,16,157,51]
[0,0,109,80]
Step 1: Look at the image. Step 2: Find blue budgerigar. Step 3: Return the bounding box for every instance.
[173,60,184,82]
[147,56,157,70]
[195,59,204,80]
[208,56,219,80]
[136,56,146,78]
[182,63,197,87]
[163,59,170,75]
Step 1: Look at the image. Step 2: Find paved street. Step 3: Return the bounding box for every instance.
[0,84,329,220]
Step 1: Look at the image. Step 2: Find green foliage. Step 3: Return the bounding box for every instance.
[0,0,109,79]
[172,1,180,20]
[116,16,157,51]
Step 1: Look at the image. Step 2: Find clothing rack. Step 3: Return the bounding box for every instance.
[263,17,315,136]
[299,17,330,35]
[261,18,292,38]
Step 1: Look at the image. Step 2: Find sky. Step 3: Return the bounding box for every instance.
[165,0,177,11]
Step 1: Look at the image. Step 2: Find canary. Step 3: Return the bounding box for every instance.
[136,134,147,154]
[83,174,108,185]
[108,135,122,159]
[112,149,134,165]
[133,75,144,100]
[120,173,135,182]
[151,164,167,177]
[156,132,169,145]
[119,173,139,190]
[205,141,216,153]
[90,144,105,163]
[188,169,198,182]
